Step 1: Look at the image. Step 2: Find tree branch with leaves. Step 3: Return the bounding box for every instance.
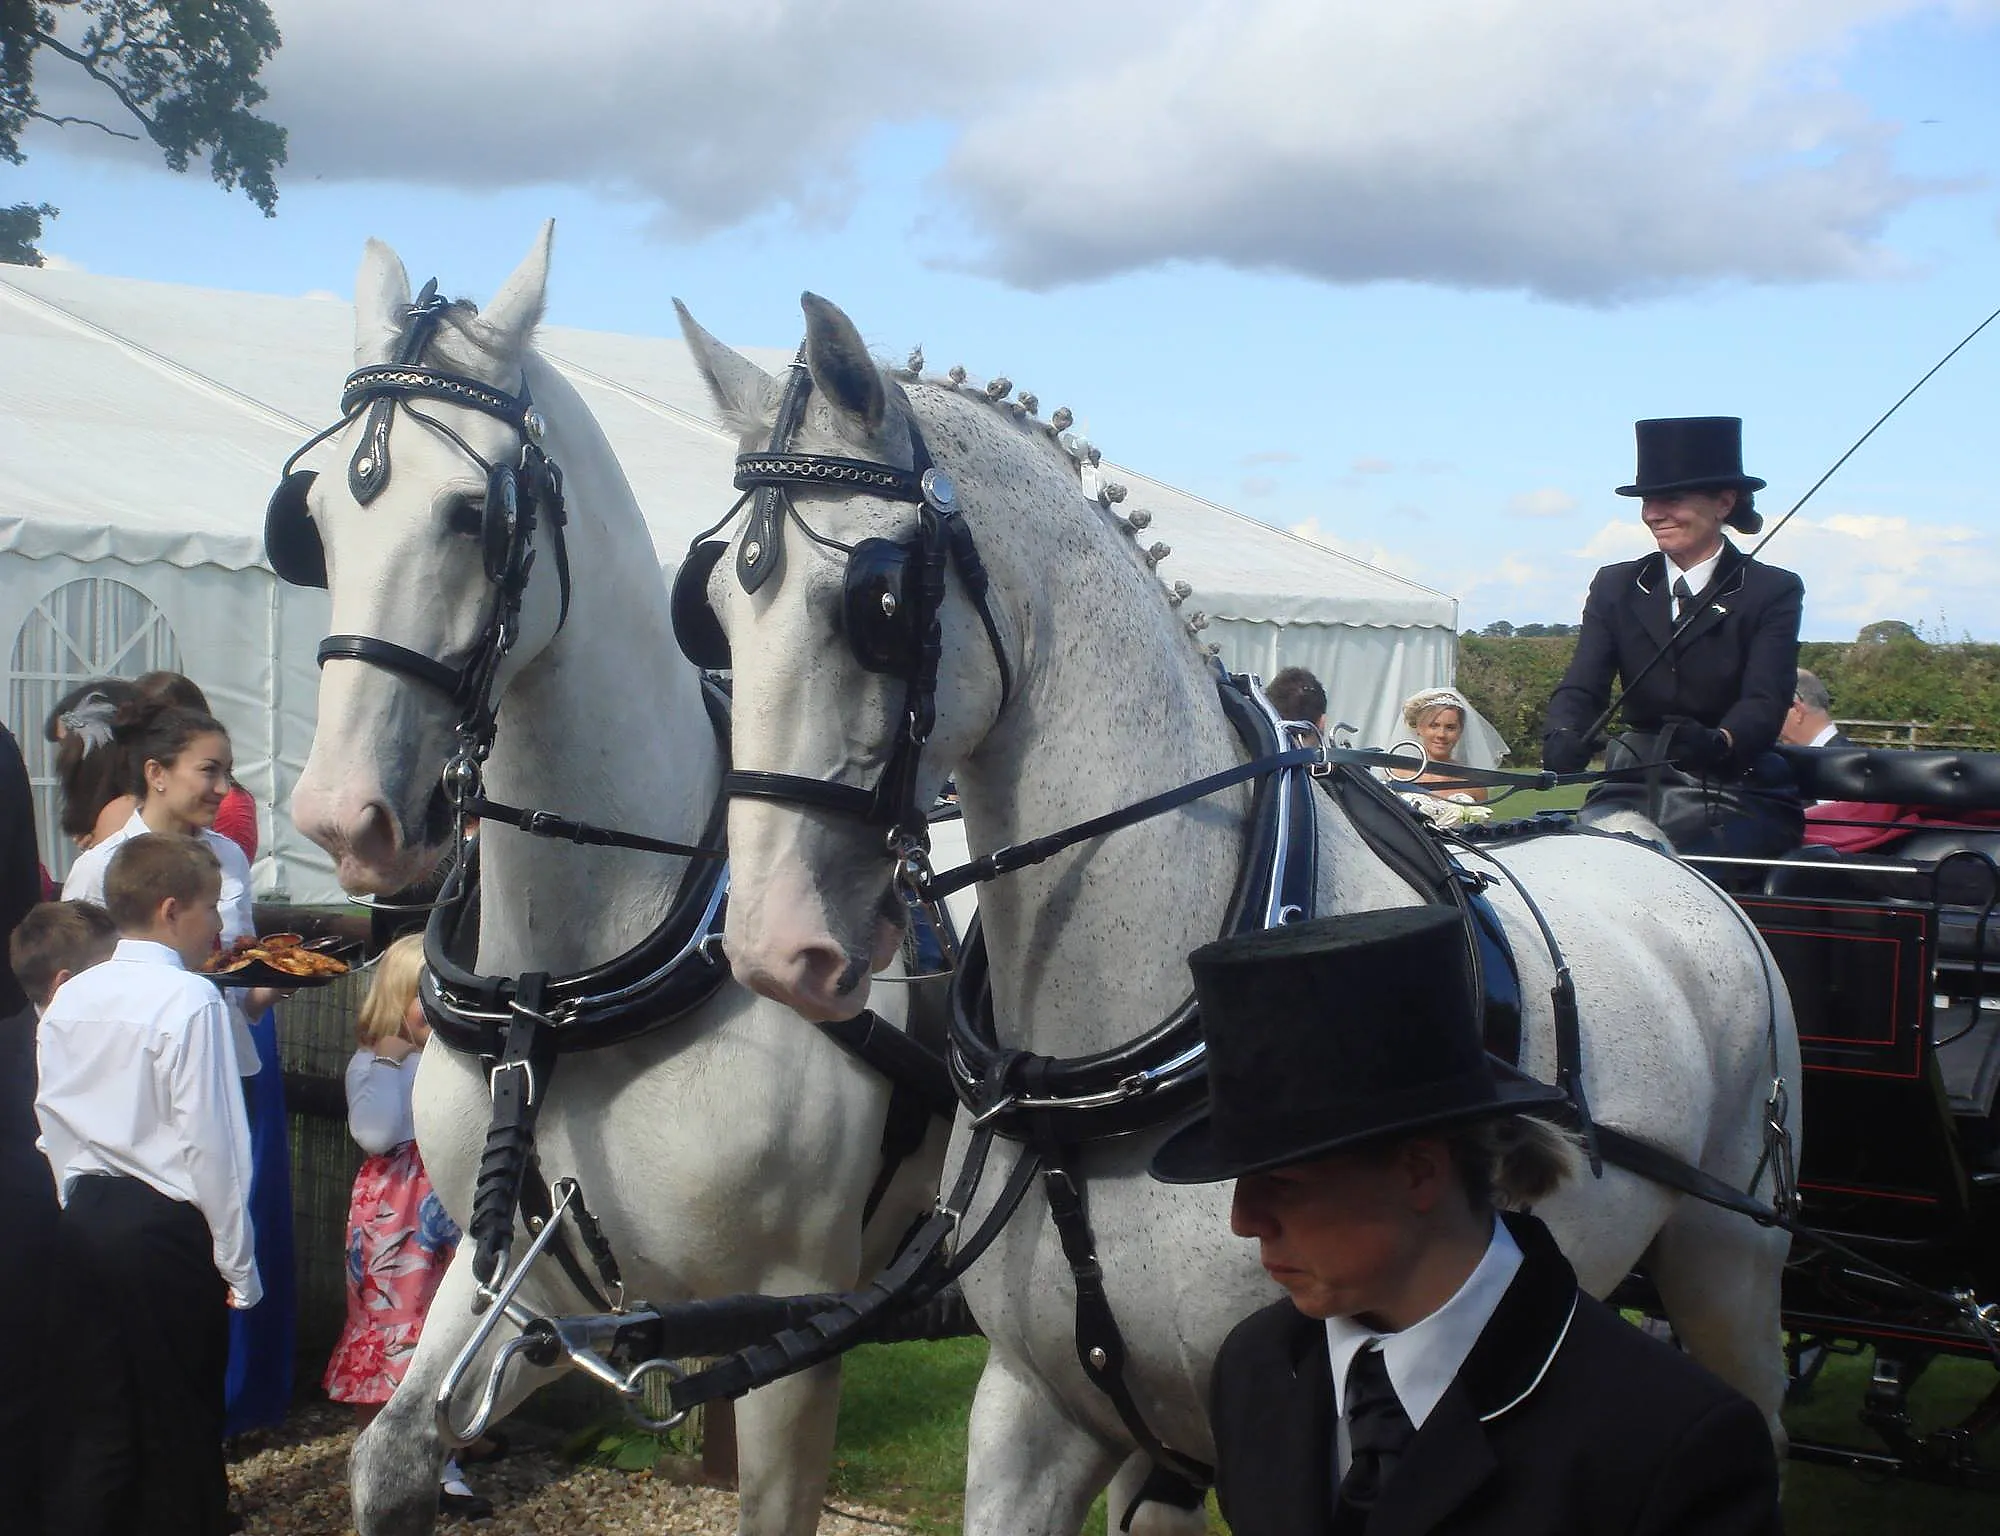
[2,0,285,264]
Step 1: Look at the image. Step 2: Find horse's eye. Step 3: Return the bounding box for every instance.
[444,496,482,539]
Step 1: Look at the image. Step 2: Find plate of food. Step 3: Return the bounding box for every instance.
[204,933,353,989]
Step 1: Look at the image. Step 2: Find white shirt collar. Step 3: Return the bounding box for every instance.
[1809,720,1840,748]
[1666,544,1725,599]
[1326,1217,1523,1432]
[113,937,187,971]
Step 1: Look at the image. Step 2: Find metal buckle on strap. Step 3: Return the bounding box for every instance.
[489,1056,538,1108]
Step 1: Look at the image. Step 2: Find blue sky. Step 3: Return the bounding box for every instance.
[11,0,2000,639]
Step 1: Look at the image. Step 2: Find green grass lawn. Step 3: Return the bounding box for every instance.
[1482,779,1590,819]
[829,1336,1999,1532]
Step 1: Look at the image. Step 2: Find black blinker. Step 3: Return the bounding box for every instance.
[843,537,917,675]
[265,469,327,589]
[672,540,732,669]
[483,463,525,588]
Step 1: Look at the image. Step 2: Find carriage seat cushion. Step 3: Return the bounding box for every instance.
[1776,746,2000,811]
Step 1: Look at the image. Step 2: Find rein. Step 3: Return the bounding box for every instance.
[917,736,1651,903]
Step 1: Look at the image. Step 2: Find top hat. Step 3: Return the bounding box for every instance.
[1616,417,1766,532]
[1150,907,1568,1185]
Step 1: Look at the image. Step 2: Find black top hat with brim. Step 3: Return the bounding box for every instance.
[1150,907,1569,1186]
[1616,417,1766,533]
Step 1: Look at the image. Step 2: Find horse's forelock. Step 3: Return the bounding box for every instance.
[427,301,530,383]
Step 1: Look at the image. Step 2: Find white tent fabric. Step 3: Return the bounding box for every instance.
[0,266,1471,903]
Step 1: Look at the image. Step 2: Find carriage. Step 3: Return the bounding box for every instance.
[1633,743,2000,1488]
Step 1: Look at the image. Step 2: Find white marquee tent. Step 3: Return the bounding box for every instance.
[0,266,1467,904]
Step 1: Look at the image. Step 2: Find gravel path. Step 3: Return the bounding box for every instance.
[228,1403,911,1535]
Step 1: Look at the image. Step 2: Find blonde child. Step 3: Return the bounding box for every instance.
[322,934,490,1518]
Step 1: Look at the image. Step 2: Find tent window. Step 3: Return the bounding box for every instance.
[9,578,183,882]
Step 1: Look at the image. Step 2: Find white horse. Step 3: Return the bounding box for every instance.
[674,293,1802,1536]
[285,231,945,1536]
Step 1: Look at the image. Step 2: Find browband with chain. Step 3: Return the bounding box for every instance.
[734,453,926,499]
[342,364,533,428]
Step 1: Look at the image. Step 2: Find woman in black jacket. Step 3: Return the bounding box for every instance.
[1541,417,1804,858]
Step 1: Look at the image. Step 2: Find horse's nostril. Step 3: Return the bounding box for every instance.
[347,801,402,865]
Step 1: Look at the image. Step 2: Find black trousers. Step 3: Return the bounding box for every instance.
[40,1174,231,1536]
[0,1003,58,1521]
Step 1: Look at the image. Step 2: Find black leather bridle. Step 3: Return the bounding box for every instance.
[673,357,1014,885]
[266,280,572,748]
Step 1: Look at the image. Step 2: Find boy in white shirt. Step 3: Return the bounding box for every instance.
[36,835,258,1536]
[5,901,117,1532]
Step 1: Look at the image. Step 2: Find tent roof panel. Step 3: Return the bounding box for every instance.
[0,267,1451,627]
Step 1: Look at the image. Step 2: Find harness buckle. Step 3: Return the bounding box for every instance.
[488,1056,538,1108]
[969,1093,1019,1130]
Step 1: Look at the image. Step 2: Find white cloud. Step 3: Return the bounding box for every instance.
[1447,508,2000,636]
[1351,455,1395,475]
[27,0,1982,302]
[944,0,1979,298]
[1506,488,1579,519]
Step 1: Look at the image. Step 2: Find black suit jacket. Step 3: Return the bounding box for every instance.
[1543,544,1802,772]
[1209,1213,1781,1536]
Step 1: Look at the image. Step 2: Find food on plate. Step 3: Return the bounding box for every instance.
[203,932,350,978]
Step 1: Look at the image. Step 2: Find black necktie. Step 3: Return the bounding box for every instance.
[1334,1345,1416,1531]
[1672,574,1695,624]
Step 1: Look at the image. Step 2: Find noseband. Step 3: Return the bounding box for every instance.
[672,355,1014,875]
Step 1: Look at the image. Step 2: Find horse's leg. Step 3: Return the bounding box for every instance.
[1105,1454,1209,1536]
[963,1350,1119,1536]
[1647,1198,1792,1453]
[351,1249,566,1536]
[729,1360,844,1536]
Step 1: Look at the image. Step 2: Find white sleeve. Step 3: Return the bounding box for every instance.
[60,845,108,906]
[211,833,257,945]
[346,1052,416,1155]
[169,991,261,1308]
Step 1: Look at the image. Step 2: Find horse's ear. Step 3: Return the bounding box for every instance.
[675,299,777,433]
[354,238,412,363]
[479,220,553,350]
[801,292,884,438]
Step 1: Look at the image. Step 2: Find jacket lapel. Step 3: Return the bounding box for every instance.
[1630,553,1674,652]
[1279,1311,1339,1534]
[1676,544,1747,647]
[1365,1387,1498,1536]
[1369,1214,1580,1534]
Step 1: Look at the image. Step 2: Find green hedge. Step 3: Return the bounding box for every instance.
[1456,631,2000,761]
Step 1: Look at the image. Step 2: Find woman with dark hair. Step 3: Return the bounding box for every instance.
[49,678,143,851]
[135,672,260,863]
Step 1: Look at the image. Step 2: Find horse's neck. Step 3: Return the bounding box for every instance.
[958,511,1255,1053]
[956,498,1417,1055]
[475,358,721,973]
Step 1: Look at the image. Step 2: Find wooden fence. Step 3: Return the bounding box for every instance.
[1836,719,2000,751]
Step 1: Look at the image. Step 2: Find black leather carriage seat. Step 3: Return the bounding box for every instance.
[1764,746,2000,978]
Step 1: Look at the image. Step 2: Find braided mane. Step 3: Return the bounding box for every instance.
[891,354,1210,651]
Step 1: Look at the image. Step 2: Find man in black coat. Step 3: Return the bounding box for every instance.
[1542,417,1804,859]
[1151,908,1782,1536]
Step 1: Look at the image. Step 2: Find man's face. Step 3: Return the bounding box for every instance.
[1641,489,1733,565]
[1229,1143,1438,1321]
[1778,695,1814,747]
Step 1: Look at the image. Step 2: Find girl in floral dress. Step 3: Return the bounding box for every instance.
[323,936,491,1518]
